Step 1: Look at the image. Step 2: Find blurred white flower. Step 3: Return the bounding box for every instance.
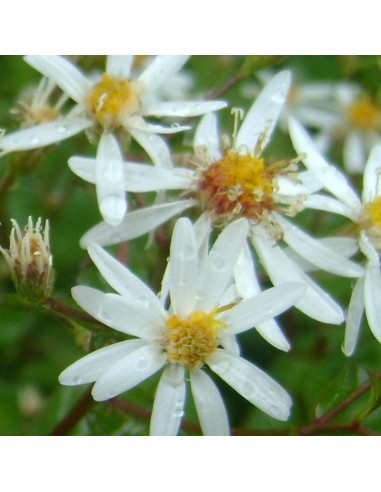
[289,118,381,354]
[59,217,305,435]
[78,71,363,326]
[0,55,227,226]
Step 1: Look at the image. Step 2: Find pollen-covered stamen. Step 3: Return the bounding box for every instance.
[347,96,381,131]
[163,308,226,369]
[196,149,291,221]
[88,73,141,129]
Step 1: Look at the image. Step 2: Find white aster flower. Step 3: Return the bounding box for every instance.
[319,83,381,174]
[289,117,381,355]
[79,70,363,327]
[59,217,305,435]
[0,55,227,226]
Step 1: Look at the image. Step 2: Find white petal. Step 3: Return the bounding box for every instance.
[277,214,364,277]
[364,262,381,343]
[106,55,133,78]
[127,115,190,134]
[0,117,92,152]
[96,132,126,226]
[302,194,358,220]
[343,276,365,356]
[190,369,229,436]
[92,343,166,401]
[87,244,164,314]
[277,170,323,196]
[289,117,362,212]
[193,112,222,161]
[24,55,91,105]
[128,127,173,168]
[236,70,291,154]
[219,282,305,335]
[343,131,366,174]
[234,242,260,298]
[255,319,291,352]
[123,164,193,191]
[362,144,381,202]
[138,55,190,93]
[169,218,199,317]
[150,364,186,436]
[196,219,249,310]
[359,231,379,265]
[208,350,292,421]
[80,199,196,247]
[252,231,344,324]
[59,339,146,385]
[144,100,227,118]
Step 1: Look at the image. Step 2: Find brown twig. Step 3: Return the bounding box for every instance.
[50,388,94,435]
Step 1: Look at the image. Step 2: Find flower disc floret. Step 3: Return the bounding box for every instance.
[88,73,141,129]
[163,308,226,369]
[197,149,278,221]
[347,97,380,131]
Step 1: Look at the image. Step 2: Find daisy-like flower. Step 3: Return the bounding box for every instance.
[289,117,381,355]
[319,83,381,173]
[76,70,363,327]
[0,56,227,226]
[59,218,305,435]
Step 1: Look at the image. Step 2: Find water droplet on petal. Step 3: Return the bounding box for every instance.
[137,356,149,370]
[175,399,184,408]
[29,135,40,145]
[212,255,227,272]
[136,297,150,308]
[241,380,256,399]
[271,92,287,104]
[73,376,83,384]
[173,408,184,418]
[57,124,68,134]
[179,244,196,261]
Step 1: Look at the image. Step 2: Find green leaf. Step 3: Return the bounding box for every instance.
[314,361,358,418]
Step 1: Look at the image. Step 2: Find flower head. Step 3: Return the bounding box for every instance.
[0,56,227,226]
[0,217,54,303]
[59,217,305,435]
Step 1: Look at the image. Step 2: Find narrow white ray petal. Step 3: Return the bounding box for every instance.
[128,127,173,168]
[106,55,134,78]
[92,343,166,401]
[0,117,92,151]
[127,115,190,134]
[277,171,323,196]
[193,212,213,252]
[255,319,291,352]
[364,262,381,343]
[343,276,365,356]
[150,364,186,436]
[24,55,91,104]
[138,55,190,93]
[96,132,126,226]
[302,194,358,220]
[190,369,229,436]
[236,70,291,154]
[293,106,339,130]
[277,214,364,277]
[145,100,227,118]
[289,117,362,212]
[80,199,196,247]
[68,156,96,182]
[208,350,292,421]
[252,231,344,324]
[97,293,165,339]
[219,282,304,335]
[59,339,147,385]
[343,131,366,174]
[219,335,240,356]
[193,112,222,161]
[359,231,380,266]
[169,218,199,317]
[284,237,360,273]
[234,242,260,298]
[362,144,381,202]
[123,164,193,191]
[196,219,249,310]
[87,244,164,314]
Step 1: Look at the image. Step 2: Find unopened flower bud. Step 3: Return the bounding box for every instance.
[0,216,54,303]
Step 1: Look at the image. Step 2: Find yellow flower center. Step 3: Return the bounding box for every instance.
[197,149,280,221]
[88,73,140,129]
[347,97,380,131]
[163,308,226,369]
[359,196,381,251]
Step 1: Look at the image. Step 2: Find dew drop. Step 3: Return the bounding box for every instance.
[179,244,196,261]
[212,359,231,376]
[175,399,184,408]
[29,135,40,146]
[57,124,68,134]
[178,277,190,288]
[136,356,149,370]
[271,92,287,104]
[99,305,112,323]
[136,297,150,308]
[212,255,227,272]
[173,408,184,418]
[73,376,83,384]
[241,380,256,399]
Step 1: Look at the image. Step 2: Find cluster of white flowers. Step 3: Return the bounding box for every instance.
[1,55,381,436]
